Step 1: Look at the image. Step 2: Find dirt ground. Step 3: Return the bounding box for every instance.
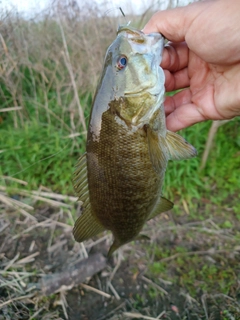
[0,191,239,320]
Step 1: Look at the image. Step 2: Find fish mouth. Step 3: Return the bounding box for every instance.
[117,26,144,38]
[117,25,163,45]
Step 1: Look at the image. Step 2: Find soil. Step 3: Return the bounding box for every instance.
[0,199,239,320]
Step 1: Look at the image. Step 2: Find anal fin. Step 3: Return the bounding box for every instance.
[73,207,105,242]
[135,234,151,241]
[148,196,173,220]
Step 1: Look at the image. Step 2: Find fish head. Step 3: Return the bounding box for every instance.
[89,26,165,139]
[108,26,165,125]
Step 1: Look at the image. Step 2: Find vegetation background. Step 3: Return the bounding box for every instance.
[0,0,239,319]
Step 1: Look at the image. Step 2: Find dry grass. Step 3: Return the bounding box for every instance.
[0,0,154,131]
[0,191,239,319]
[0,1,116,130]
[0,181,113,319]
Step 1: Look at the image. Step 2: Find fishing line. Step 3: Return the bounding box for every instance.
[104,6,130,26]
[0,140,71,180]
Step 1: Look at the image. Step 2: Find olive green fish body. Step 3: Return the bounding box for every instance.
[87,106,163,246]
[73,26,197,255]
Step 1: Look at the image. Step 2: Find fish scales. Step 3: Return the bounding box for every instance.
[87,110,161,238]
[73,26,197,256]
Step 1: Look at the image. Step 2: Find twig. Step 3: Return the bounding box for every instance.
[4,253,20,271]
[0,222,9,233]
[1,176,28,185]
[64,132,87,139]
[58,17,86,131]
[47,240,67,254]
[80,283,112,299]
[15,252,39,265]
[109,251,122,282]
[60,291,69,320]
[141,276,168,296]
[0,106,22,112]
[0,186,77,204]
[0,294,34,309]
[29,306,45,320]
[85,234,110,250]
[28,190,77,202]
[122,312,160,320]
[201,294,209,320]
[0,193,37,222]
[157,311,166,319]
[20,193,73,208]
[12,219,53,240]
[12,218,71,240]
[0,276,24,294]
[107,281,120,300]
[0,271,44,276]
[200,120,231,170]
[158,277,172,286]
[1,196,34,211]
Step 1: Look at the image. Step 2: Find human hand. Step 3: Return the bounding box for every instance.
[143,0,240,131]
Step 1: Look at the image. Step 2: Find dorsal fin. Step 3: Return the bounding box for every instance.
[72,153,106,242]
[73,153,88,200]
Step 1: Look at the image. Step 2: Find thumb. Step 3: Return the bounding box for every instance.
[142,2,206,42]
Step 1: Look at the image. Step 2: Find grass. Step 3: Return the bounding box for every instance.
[0,1,240,319]
[1,113,239,202]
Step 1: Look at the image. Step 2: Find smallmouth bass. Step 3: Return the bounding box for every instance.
[73,26,197,256]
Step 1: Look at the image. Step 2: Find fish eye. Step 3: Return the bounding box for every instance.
[116,55,127,70]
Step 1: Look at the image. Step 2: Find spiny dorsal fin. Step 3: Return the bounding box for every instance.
[166,131,197,160]
[148,196,173,220]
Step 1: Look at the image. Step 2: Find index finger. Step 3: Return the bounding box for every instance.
[161,42,189,72]
[142,7,191,42]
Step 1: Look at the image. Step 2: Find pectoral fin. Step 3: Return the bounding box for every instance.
[166,131,197,160]
[147,128,169,174]
[147,128,197,172]
[148,197,173,220]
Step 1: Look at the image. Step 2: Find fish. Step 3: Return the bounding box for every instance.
[73,25,197,256]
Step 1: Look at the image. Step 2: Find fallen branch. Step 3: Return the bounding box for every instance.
[41,253,107,295]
